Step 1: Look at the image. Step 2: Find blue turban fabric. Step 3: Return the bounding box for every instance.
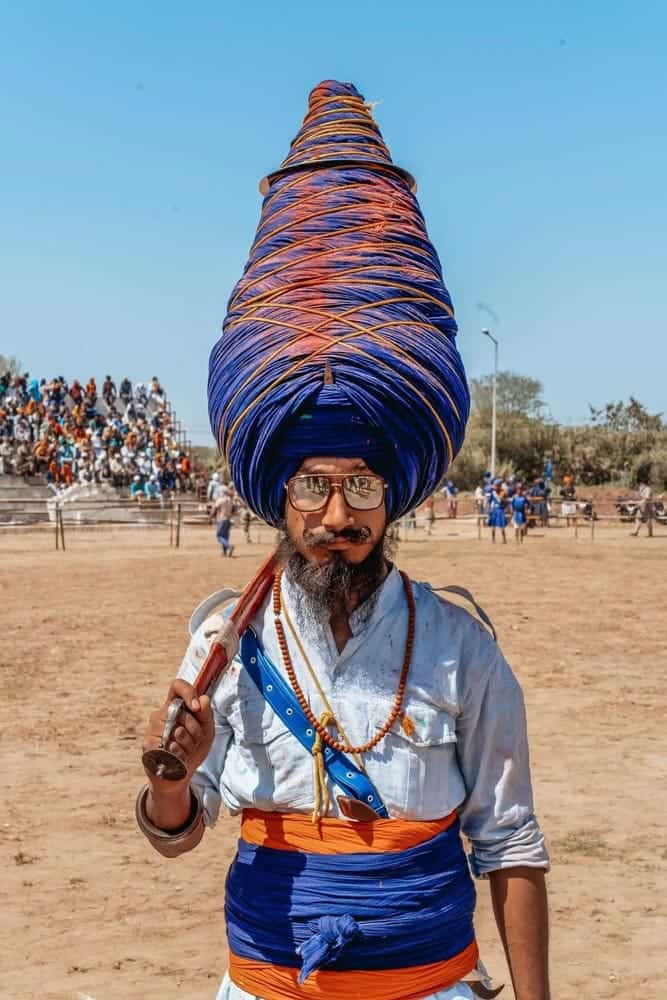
[208,80,469,526]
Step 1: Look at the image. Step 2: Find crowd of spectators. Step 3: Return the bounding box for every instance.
[0,370,196,497]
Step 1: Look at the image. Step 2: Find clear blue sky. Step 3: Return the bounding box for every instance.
[2,2,665,443]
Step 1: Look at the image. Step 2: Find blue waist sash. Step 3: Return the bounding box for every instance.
[225,818,476,980]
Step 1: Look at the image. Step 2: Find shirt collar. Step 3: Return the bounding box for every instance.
[348,563,403,636]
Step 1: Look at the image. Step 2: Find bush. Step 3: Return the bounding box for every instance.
[447,385,666,491]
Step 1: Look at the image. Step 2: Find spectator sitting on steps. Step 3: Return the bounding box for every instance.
[144,474,162,504]
[0,438,13,475]
[109,453,124,488]
[130,474,145,501]
[16,442,35,478]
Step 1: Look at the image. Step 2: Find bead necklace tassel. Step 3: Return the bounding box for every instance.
[311,710,334,823]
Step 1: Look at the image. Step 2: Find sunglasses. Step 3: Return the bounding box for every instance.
[286,473,387,512]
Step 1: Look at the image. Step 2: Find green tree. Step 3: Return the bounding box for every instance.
[588,397,663,433]
[192,445,227,476]
[471,371,545,419]
[449,382,667,491]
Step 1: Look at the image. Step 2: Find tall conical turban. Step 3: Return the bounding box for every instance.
[209,80,469,526]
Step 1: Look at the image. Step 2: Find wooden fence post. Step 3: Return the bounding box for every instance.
[169,503,174,547]
[59,505,66,551]
[176,503,182,548]
[54,503,60,550]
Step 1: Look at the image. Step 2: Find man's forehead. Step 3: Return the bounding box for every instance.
[298,456,371,474]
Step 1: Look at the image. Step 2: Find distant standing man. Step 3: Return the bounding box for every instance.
[207,471,224,503]
[119,377,133,407]
[214,486,235,556]
[631,483,654,538]
[474,483,485,516]
[240,504,253,543]
[444,480,458,518]
[102,375,117,406]
[424,494,435,534]
[488,479,508,544]
[559,476,577,528]
[511,484,529,544]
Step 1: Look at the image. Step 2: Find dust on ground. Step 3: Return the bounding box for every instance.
[1,519,665,999]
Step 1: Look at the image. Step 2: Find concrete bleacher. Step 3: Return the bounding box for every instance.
[0,474,52,524]
[47,482,169,526]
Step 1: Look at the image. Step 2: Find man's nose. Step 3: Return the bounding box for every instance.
[321,485,353,531]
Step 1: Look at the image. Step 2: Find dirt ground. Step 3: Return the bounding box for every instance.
[1,518,665,1000]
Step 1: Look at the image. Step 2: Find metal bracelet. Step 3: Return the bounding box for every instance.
[135,783,204,855]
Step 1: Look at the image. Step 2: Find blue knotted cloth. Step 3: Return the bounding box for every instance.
[225,818,476,979]
[297,914,361,982]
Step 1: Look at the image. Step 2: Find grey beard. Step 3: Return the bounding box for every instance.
[277,529,395,634]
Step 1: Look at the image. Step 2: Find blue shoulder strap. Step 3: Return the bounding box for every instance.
[240,628,388,819]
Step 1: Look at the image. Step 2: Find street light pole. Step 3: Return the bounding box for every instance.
[482,328,498,477]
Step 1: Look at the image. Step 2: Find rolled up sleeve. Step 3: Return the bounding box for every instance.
[455,631,550,878]
[177,623,233,828]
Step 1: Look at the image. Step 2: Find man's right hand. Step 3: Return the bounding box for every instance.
[143,679,216,792]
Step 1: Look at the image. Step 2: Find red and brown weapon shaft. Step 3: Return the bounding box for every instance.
[192,549,277,696]
[142,549,278,781]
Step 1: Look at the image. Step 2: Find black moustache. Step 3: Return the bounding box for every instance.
[303,526,372,546]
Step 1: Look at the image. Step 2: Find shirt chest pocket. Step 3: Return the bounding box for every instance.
[214,658,285,741]
[224,683,288,746]
[367,701,463,819]
[393,702,458,747]
[220,673,313,811]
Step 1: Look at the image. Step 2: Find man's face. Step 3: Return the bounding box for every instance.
[284,456,387,566]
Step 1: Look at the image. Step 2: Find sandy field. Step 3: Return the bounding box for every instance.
[1,518,665,1000]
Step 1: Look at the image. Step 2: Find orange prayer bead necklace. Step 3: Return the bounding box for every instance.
[272,569,415,755]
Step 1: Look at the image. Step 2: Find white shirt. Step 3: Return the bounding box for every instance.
[208,479,223,502]
[179,567,548,877]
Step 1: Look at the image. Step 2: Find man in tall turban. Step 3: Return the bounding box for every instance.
[138,81,550,1000]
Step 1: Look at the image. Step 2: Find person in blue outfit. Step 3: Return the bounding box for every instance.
[511,484,528,544]
[529,479,548,528]
[487,479,507,544]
